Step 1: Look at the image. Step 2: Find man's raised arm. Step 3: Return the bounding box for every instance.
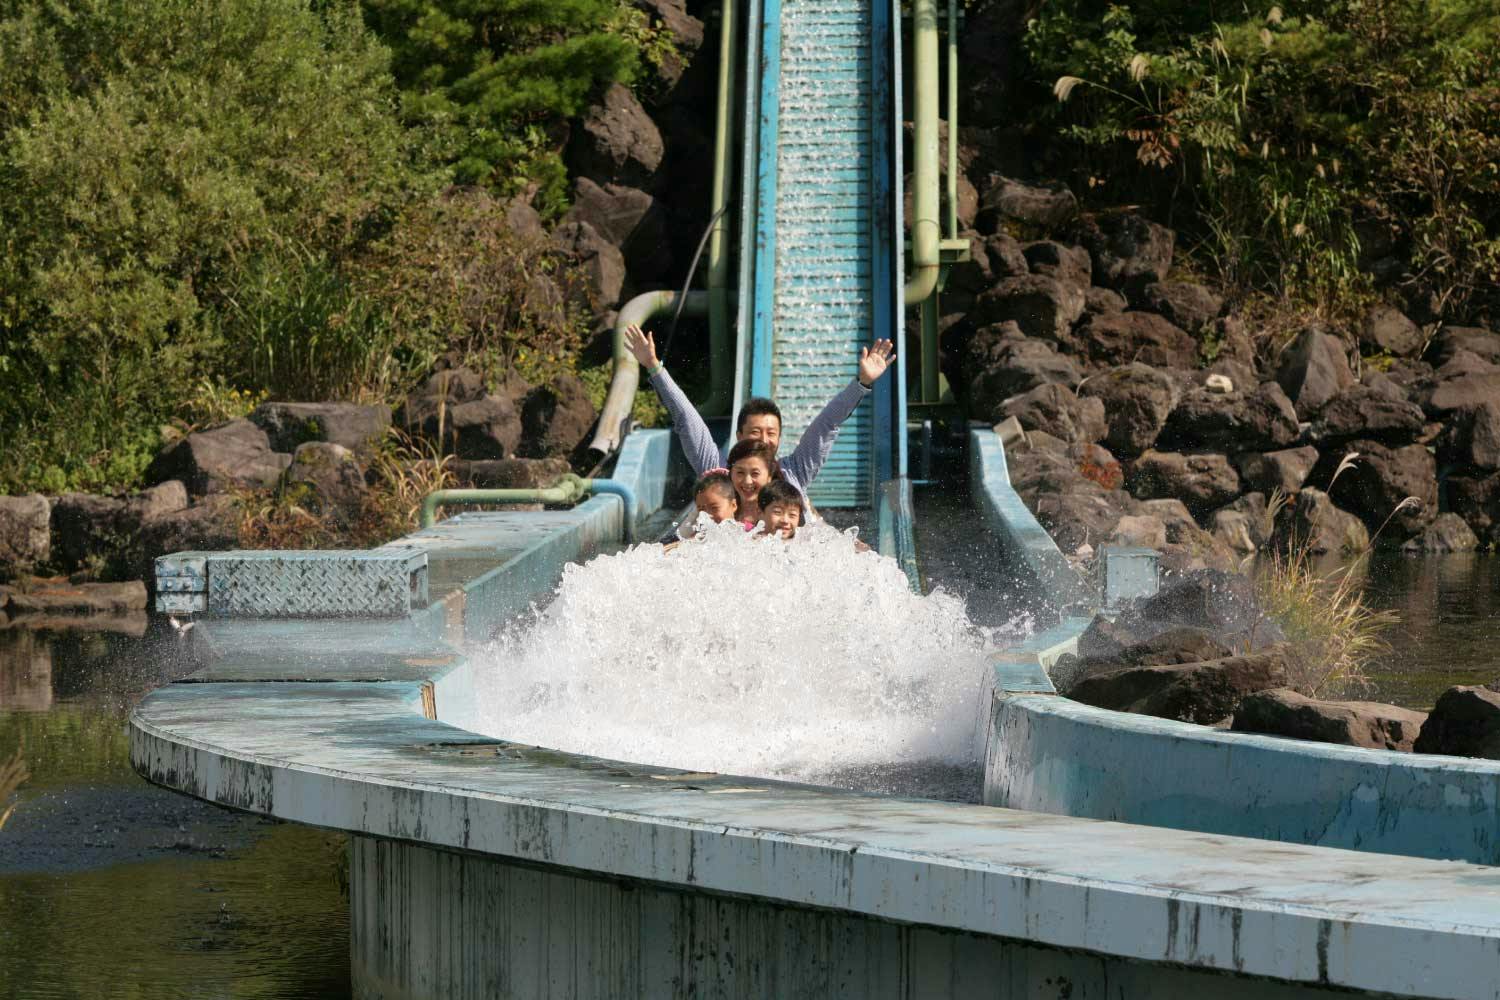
[624,324,722,476]
[779,339,894,488]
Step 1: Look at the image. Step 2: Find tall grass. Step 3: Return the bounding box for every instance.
[1253,459,1410,698]
[0,747,28,832]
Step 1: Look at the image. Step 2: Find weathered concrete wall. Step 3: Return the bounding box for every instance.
[349,835,1375,1000]
[985,690,1500,866]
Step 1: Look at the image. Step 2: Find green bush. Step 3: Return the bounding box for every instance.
[0,0,426,493]
[1023,0,1500,318]
[359,0,644,216]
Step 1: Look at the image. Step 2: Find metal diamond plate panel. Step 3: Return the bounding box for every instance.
[202,551,427,618]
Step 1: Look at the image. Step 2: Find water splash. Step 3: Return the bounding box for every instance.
[472,519,1024,791]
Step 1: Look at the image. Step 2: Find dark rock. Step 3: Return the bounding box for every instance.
[1360,306,1424,357]
[1359,370,1408,403]
[5,580,148,616]
[128,481,189,523]
[1319,440,1436,539]
[1415,351,1500,418]
[1070,441,1124,491]
[1083,287,1127,315]
[250,402,391,456]
[1233,688,1426,751]
[971,274,1085,341]
[1107,513,1167,550]
[1383,357,1434,394]
[520,374,597,459]
[1077,363,1181,457]
[1030,491,1136,556]
[451,458,573,489]
[964,326,1081,411]
[1234,447,1319,495]
[1158,382,1299,453]
[49,494,128,574]
[1414,686,1500,758]
[130,495,240,578]
[1053,627,1232,695]
[1436,400,1500,471]
[977,175,1078,231]
[1069,649,1290,724]
[551,220,628,311]
[1274,326,1353,418]
[1402,513,1479,553]
[1139,281,1223,334]
[1065,311,1197,370]
[1022,240,1091,287]
[1426,326,1500,366]
[1272,488,1370,555]
[995,383,1106,444]
[1139,499,1241,574]
[1209,492,1269,554]
[565,83,664,187]
[1075,212,1174,292]
[403,368,526,460]
[636,0,704,52]
[983,233,1031,279]
[0,495,51,575]
[284,443,368,526]
[1311,386,1425,444]
[503,197,545,240]
[1127,451,1241,515]
[1447,473,1500,544]
[145,419,291,496]
[562,178,671,283]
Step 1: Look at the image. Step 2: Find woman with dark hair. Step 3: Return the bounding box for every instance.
[726,438,781,525]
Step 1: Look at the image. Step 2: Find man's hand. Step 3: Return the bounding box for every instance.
[858,338,895,387]
[624,324,660,370]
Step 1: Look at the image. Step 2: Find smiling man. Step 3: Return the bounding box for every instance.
[623,324,894,503]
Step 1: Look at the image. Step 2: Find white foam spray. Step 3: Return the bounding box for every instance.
[472,518,1022,790]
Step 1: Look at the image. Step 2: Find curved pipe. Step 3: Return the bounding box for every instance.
[706,0,738,416]
[421,476,639,542]
[588,290,713,457]
[904,0,941,305]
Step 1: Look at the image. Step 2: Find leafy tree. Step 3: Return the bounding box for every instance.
[0,0,427,492]
[359,0,641,213]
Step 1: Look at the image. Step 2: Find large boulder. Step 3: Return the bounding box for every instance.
[1209,492,1269,554]
[1068,648,1290,724]
[1435,400,1500,470]
[1274,326,1353,418]
[551,220,627,312]
[1234,447,1319,495]
[1051,627,1232,695]
[283,442,368,527]
[250,402,391,456]
[1232,688,1427,751]
[1084,286,1127,316]
[129,494,242,579]
[565,83,664,187]
[1413,686,1500,759]
[1075,212,1174,292]
[1077,363,1180,457]
[561,178,671,283]
[1272,488,1369,555]
[1021,240,1091,288]
[1320,440,1437,539]
[1126,451,1241,516]
[995,383,1106,444]
[1360,306,1424,358]
[976,175,1078,231]
[145,419,291,496]
[403,368,526,460]
[1139,499,1241,574]
[965,326,1081,413]
[1425,326,1500,366]
[1157,382,1299,453]
[1310,386,1425,445]
[1139,281,1223,334]
[1402,513,1479,553]
[1415,351,1500,418]
[1064,311,1198,370]
[520,374,597,459]
[1447,473,1500,544]
[970,274,1085,341]
[0,495,51,576]
[49,493,128,574]
[451,457,573,489]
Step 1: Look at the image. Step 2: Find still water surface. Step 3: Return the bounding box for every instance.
[0,552,1496,996]
[0,624,349,1000]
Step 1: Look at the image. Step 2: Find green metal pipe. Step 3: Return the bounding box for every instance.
[920,297,940,404]
[706,0,738,418]
[945,0,959,242]
[588,290,712,456]
[420,475,639,541]
[904,0,941,305]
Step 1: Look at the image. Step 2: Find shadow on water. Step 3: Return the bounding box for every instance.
[0,622,350,1000]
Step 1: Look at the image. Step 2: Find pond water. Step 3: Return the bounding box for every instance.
[1359,551,1500,710]
[0,623,350,1000]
